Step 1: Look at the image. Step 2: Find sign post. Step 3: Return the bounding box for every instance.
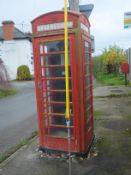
[125,73,128,87]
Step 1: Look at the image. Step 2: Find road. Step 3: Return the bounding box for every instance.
[0,81,37,154]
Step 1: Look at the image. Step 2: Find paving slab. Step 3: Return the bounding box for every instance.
[93,85,131,97]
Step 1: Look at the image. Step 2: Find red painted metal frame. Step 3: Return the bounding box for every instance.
[81,35,94,152]
[32,11,94,154]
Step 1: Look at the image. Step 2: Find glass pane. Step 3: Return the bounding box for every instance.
[40,44,44,54]
[45,67,71,78]
[87,119,92,129]
[49,116,73,126]
[87,97,91,108]
[45,54,64,65]
[86,75,90,86]
[47,103,73,114]
[86,86,91,97]
[44,40,70,53]
[47,91,72,102]
[44,40,64,52]
[85,53,90,64]
[87,106,91,120]
[49,127,74,137]
[42,68,45,77]
[45,54,70,66]
[44,105,47,113]
[46,79,72,90]
[85,64,90,75]
[49,116,66,125]
[87,106,92,129]
[41,56,44,66]
[85,42,89,52]
[87,110,92,121]
[44,117,48,134]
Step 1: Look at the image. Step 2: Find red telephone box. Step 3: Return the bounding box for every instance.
[32,11,94,155]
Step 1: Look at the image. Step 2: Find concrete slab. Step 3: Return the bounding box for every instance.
[0,138,98,175]
[93,85,131,97]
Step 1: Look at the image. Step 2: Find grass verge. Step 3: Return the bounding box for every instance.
[0,131,38,164]
[98,73,125,86]
[0,89,17,99]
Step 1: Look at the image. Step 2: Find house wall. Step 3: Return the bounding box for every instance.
[0,39,33,80]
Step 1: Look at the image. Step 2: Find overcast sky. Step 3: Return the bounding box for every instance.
[0,0,131,55]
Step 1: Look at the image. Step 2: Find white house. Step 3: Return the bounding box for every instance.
[0,21,33,80]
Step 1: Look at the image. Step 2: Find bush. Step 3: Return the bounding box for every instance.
[92,56,125,85]
[17,65,31,80]
[92,55,104,79]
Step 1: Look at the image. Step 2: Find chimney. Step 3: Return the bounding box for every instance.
[2,21,14,40]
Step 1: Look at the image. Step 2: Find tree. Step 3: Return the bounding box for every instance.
[101,45,127,73]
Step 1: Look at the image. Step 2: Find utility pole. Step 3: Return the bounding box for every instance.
[69,0,80,12]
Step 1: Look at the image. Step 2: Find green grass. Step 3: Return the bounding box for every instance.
[0,131,38,164]
[98,73,125,86]
[94,110,103,120]
[0,89,17,99]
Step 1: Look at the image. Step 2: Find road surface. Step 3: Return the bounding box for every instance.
[0,81,37,154]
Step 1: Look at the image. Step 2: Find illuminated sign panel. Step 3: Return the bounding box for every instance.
[37,21,73,32]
